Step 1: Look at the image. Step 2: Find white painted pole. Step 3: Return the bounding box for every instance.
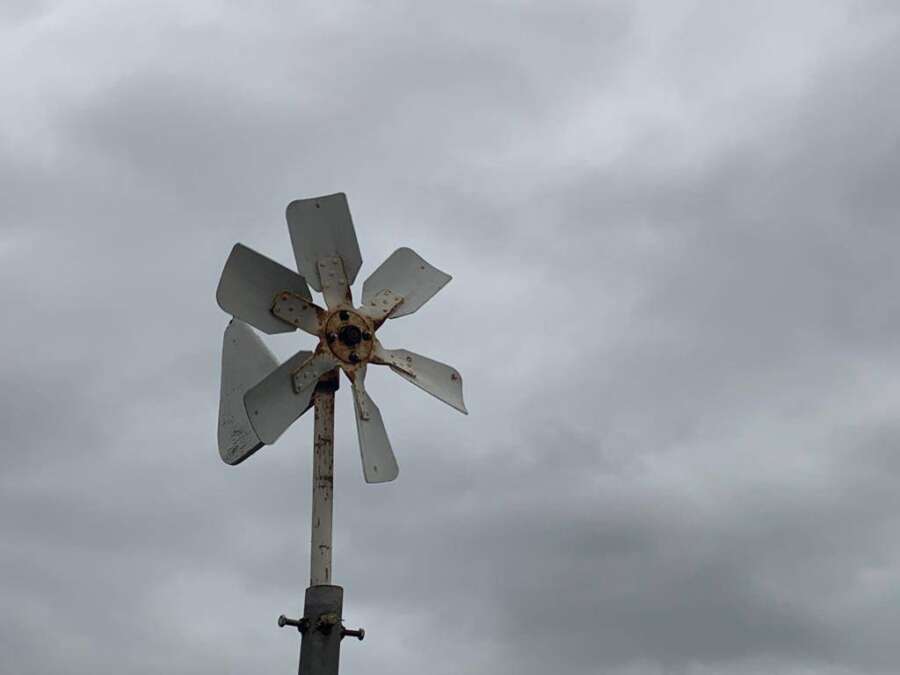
[310,388,335,587]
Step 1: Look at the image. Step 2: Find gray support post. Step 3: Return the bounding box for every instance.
[298,585,344,675]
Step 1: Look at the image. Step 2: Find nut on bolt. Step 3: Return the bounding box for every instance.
[316,613,341,634]
[278,615,308,633]
[342,626,365,641]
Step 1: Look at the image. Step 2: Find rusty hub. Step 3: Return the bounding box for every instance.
[323,309,374,365]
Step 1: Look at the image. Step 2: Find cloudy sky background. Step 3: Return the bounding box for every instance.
[3,1,900,673]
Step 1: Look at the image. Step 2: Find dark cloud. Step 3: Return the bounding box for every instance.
[2,2,900,674]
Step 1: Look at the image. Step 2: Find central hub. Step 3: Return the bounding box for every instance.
[323,309,373,365]
[339,324,362,347]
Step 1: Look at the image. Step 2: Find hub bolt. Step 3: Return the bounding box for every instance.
[349,352,360,363]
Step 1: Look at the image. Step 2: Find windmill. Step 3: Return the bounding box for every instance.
[215,192,466,674]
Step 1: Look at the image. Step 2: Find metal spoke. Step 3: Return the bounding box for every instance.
[216,243,312,335]
[244,351,338,444]
[360,247,451,323]
[271,291,325,336]
[317,255,352,310]
[372,343,467,414]
[286,193,363,292]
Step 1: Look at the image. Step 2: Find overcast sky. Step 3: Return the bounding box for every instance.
[3,1,900,674]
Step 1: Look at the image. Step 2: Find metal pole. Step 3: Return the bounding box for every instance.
[279,372,361,675]
[310,387,334,586]
[293,372,346,675]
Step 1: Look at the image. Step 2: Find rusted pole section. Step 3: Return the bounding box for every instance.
[294,371,344,675]
[310,386,335,586]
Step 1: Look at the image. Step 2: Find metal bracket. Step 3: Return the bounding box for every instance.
[359,288,404,324]
[279,614,364,641]
[272,291,323,335]
[317,256,351,309]
[291,354,337,395]
[373,346,417,379]
[316,612,341,634]
[350,374,372,421]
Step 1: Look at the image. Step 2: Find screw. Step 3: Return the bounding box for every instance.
[348,352,360,363]
[327,332,338,342]
[362,331,372,340]
[339,310,350,320]
[342,627,365,641]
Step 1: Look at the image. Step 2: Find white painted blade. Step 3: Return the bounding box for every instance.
[218,320,279,465]
[373,345,467,414]
[216,243,312,334]
[244,351,338,445]
[361,248,451,321]
[286,193,362,292]
[351,368,399,484]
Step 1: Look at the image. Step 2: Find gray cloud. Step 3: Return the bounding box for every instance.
[2,2,900,674]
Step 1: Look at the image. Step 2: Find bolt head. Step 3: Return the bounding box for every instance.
[327,332,338,342]
[339,310,350,321]
[348,352,360,363]
[362,331,372,341]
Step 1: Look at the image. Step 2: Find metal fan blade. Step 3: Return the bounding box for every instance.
[218,319,279,465]
[372,344,467,414]
[286,193,363,295]
[216,243,314,335]
[349,367,399,483]
[360,247,451,322]
[244,351,338,444]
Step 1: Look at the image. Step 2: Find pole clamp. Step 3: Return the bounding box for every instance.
[315,612,341,634]
[279,613,364,642]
